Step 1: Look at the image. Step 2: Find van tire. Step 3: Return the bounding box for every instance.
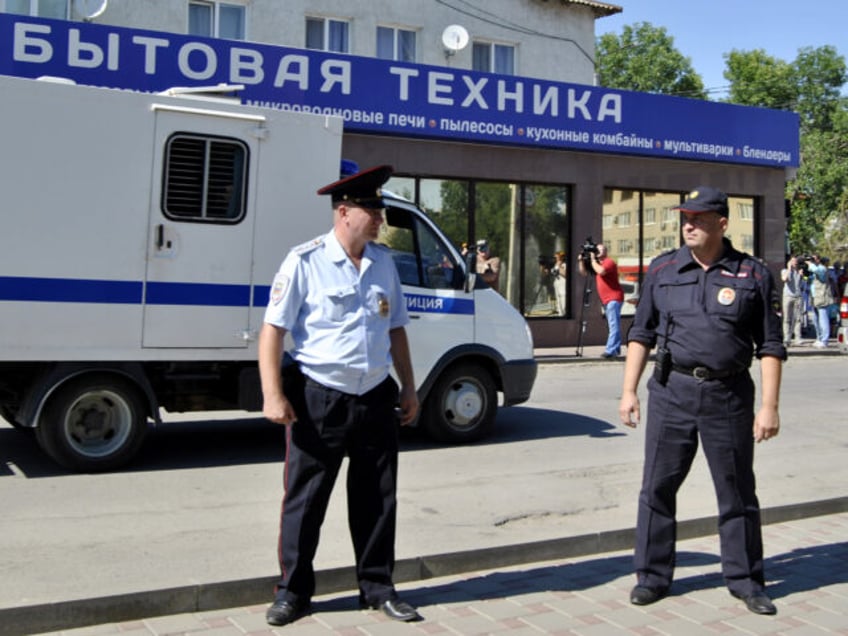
[424,363,496,443]
[36,375,148,472]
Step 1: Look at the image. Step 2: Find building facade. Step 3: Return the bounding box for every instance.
[0,0,797,347]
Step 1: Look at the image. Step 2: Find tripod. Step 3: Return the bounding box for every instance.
[575,262,593,357]
[531,271,555,315]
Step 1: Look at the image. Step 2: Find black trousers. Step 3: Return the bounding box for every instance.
[275,370,400,605]
[635,370,764,597]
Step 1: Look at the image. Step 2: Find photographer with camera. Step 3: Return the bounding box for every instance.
[780,255,805,346]
[577,239,624,358]
[475,239,501,293]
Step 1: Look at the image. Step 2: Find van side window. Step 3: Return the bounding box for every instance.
[379,206,460,289]
[163,134,248,223]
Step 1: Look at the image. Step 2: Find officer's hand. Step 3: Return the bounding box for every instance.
[753,406,779,442]
[618,391,640,429]
[397,385,419,426]
[263,393,298,426]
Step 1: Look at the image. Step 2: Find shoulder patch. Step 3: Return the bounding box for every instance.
[292,236,324,257]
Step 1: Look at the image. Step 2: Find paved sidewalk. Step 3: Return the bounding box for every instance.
[34,512,848,635]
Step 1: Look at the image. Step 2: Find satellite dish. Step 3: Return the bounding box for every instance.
[441,24,469,53]
[74,0,108,20]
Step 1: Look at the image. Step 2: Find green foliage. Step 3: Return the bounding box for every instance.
[596,22,848,258]
[596,22,706,98]
[723,49,796,110]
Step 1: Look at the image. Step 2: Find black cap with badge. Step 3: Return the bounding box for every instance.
[317,164,393,209]
[673,186,729,217]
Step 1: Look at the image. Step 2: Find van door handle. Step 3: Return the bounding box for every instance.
[155,224,164,250]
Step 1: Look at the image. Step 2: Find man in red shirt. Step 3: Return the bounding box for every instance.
[578,242,625,358]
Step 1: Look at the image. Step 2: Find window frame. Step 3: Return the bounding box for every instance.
[472,40,516,75]
[305,15,350,53]
[1,0,68,18]
[376,24,417,62]
[162,132,250,225]
[187,0,247,40]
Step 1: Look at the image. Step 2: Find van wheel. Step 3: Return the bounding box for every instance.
[425,363,497,443]
[36,375,148,472]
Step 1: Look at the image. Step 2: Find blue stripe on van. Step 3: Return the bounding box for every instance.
[0,277,476,315]
[0,276,142,304]
[145,281,250,307]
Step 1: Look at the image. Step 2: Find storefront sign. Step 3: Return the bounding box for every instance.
[0,14,799,167]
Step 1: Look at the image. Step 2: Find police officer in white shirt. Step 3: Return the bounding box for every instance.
[258,164,421,626]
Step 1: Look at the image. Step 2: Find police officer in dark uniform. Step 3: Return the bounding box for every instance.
[618,186,785,615]
[258,165,422,626]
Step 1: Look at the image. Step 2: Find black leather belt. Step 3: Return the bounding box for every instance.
[671,364,745,381]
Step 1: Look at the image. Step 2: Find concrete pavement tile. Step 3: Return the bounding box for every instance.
[596,605,668,629]
[542,593,606,619]
[796,610,848,631]
[517,609,579,633]
[142,613,208,634]
[468,597,533,620]
[430,613,500,634]
[777,626,832,636]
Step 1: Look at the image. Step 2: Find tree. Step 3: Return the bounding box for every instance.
[596,22,706,98]
[723,49,796,111]
[793,45,847,133]
[788,106,848,259]
[723,46,848,257]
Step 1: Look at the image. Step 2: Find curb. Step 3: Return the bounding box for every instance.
[3,496,847,636]
[534,346,843,365]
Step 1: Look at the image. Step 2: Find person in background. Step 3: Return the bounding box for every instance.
[618,186,784,616]
[475,239,501,292]
[780,255,804,346]
[258,165,422,627]
[553,251,568,316]
[808,254,833,348]
[578,242,624,358]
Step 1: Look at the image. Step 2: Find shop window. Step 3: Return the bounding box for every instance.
[520,185,569,317]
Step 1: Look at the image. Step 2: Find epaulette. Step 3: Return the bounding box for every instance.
[292,236,324,257]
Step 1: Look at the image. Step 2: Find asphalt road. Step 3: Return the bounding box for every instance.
[0,355,845,611]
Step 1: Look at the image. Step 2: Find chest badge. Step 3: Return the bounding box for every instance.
[717,287,736,306]
[378,294,390,317]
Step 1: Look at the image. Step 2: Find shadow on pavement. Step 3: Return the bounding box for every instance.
[0,405,621,476]
[308,541,848,616]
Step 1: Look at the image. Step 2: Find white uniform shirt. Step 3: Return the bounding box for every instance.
[264,230,409,395]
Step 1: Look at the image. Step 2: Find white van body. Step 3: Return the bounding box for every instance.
[0,75,536,471]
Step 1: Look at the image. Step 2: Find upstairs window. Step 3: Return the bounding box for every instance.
[2,0,68,18]
[472,41,515,75]
[188,1,245,40]
[376,26,416,62]
[306,16,349,53]
[163,134,248,223]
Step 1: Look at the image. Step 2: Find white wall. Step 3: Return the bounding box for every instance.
[86,0,613,86]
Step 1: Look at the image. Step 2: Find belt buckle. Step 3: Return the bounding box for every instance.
[692,366,710,381]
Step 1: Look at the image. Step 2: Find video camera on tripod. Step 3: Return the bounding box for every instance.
[579,236,599,268]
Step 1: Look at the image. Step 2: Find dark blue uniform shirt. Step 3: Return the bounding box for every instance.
[628,238,786,372]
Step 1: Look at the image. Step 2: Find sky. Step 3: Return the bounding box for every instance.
[595,0,848,98]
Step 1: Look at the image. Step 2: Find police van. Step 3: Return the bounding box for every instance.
[0,74,536,471]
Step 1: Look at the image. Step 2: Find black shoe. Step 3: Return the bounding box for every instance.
[266,598,310,626]
[630,585,666,605]
[731,590,777,615]
[362,597,422,622]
